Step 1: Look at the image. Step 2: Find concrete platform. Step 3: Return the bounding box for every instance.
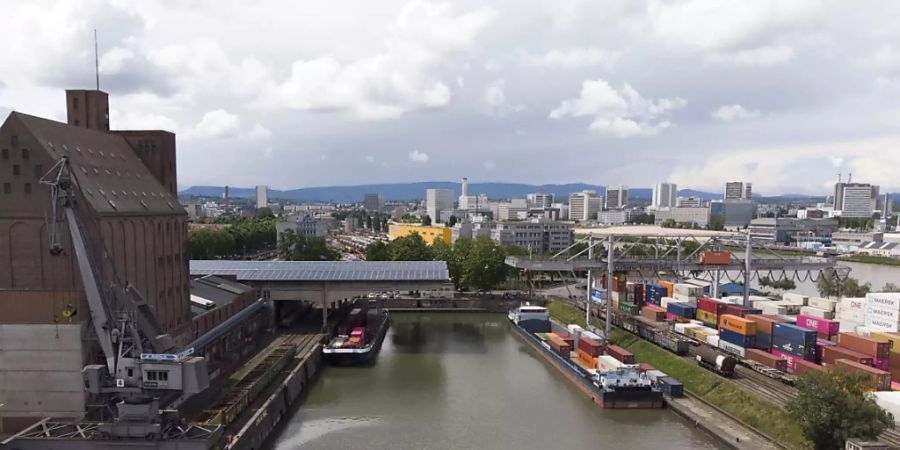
[668,395,782,450]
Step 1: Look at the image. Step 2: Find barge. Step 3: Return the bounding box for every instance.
[323,305,390,366]
[509,305,665,409]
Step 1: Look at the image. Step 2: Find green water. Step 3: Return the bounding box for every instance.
[271,313,724,449]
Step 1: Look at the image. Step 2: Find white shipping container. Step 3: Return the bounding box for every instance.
[660,297,675,309]
[864,317,900,333]
[706,335,720,347]
[689,320,704,326]
[867,293,900,311]
[751,300,772,309]
[598,355,624,371]
[866,306,900,322]
[839,297,866,312]
[674,283,704,297]
[837,310,866,324]
[672,293,697,306]
[799,306,835,320]
[807,297,837,312]
[772,302,803,315]
[581,331,602,341]
[782,293,809,305]
[718,339,747,358]
[760,303,788,315]
[567,324,584,334]
[646,369,668,383]
[749,295,771,302]
[674,323,699,334]
[839,319,863,333]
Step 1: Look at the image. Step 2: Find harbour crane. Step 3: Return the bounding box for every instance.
[40,156,209,439]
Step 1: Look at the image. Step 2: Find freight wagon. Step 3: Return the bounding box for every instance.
[695,345,737,377]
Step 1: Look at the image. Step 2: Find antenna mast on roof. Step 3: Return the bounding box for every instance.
[94,29,100,90]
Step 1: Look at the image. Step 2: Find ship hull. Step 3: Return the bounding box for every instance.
[324,315,390,366]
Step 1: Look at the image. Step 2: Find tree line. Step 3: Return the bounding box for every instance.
[276,228,339,261]
[188,209,277,259]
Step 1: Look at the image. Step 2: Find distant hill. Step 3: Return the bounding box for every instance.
[179,182,722,203]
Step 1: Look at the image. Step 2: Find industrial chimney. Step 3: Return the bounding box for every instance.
[461,177,468,197]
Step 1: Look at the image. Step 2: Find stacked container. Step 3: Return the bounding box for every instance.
[837,332,891,371]
[835,359,891,391]
[641,305,666,322]
[577,331,603,369]
[644,284,665,306]
[836,297,866,332]
[782,293,809,305]
[822,345,874,366]
[746,314,785,351]
[697,297,722,328]
[799,306,835,320]
[865,293,900,333]
[658,280,674,298]
[746,348,788,371]
[718,314,757,357]
[795,314,840,340]
[808,296,837,312]
[772,323,817,371]
[666,302,696,321]
[869,331,900,384]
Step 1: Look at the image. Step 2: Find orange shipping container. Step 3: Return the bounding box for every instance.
[699,251,732,265]
[719,314,758,336]
[745,314,785,335]
[578,348,598,367]
[658,281,674,298]
[835,359,891,391]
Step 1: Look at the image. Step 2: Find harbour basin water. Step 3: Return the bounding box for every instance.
[270,312,724,450]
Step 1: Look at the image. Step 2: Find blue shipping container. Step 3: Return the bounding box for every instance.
[773,323,816,348]
[755,332,772,351]
[744,308,763,315]
[719,328,756,348]
[667,302,696,318]
[658,376,684,398]
[772,334,816,361]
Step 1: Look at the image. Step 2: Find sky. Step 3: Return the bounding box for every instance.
[1,0,900,195]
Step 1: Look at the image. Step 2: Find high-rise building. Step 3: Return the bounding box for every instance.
[364,193,385,212]
[725,182,752,200]
[652,183,677,208]
[459,194,489,211]
[605,185,628,209]
[527,193,554,208]
[256,185,268,209]
[426,188,454,223]
[676,196,702,208]
[834,183,879,218]
[569,190,602,222]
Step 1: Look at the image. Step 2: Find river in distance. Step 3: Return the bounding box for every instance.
[270,312,724,450]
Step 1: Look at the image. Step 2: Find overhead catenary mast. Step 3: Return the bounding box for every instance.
[94,29,100,90]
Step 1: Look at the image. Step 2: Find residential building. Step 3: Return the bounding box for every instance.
[748,218,839,245]
[256,185,268,209]
[569,190,602,222]
[344,217,359,233]
[834,182,879,218]
[459,194,489,210]
[490,219,574,253]
[364,193,385,212]
[797,208,827,219]
[725,182,752,200]
[277,215,338,239]
[451,221,492,243]
[598,209,631,225]
[605,185,628,209]
[654,207,711,227]
[426,188,454,223]
[184,202,205,220]
[652,183,677,208]
[552,202,569,220]
[527,193,554,208]
[497,199,528,221]
[676,196,703,208]
[388,224,452,245]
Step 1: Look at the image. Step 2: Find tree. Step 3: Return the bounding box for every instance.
[461,236,508,290]
[448,215,458,227]
[277,229,338,261]
[255,207,274,218]
[661,218,676,228]
[881,283,900,293]
[365,240,391,261]
[388,233,433,261]
[447,238,473,288]
[422,215,432,226]
[759,276,797,291]
[707,214,725,231]
[787,369,893,449]
[431,239,453,262]
[817,270,871,298]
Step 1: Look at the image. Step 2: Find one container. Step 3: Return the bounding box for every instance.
[578,335,604,357]
[755,332,772,351]
[835,359,892,391]
[658,280,674,297]
[697,297,722,314]
[696,309,718,327]
[822,345,874,366]
[719,314,758,335]
[706,335,720,348]
[641,305,666,322]
[869,331,900,353]
[646,369,667,382]
[782,293,808,305]
[746,348,788,371]
[745,314,785,335]
[658,376,684,398]
[598,355,623,372]
[674,323,700,334]
[606,345,636,364]
[795,315,840,336]
[837,333,891,359]
[773,323,817,349]
[808,296,837,312]
[771,348,797,371]
[772,334,816,361]
[800,306,835,320]
[814,339,835,364]
[547,334,571,354]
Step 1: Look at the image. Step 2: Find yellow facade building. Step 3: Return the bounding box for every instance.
[388,224,452,245]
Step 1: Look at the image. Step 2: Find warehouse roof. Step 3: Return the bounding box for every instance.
[190,260,450,282]
[8,112,182,216]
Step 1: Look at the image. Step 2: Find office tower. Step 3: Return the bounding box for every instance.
[652,183,677,208]
[426,188,454,222]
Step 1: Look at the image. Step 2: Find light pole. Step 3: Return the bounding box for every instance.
[606,234,613,340]
[586,235,593,326]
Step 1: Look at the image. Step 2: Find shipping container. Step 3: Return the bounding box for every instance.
[618,301,640,315]
[674,323,700,334]
[808,296,837,312]
[782,293,809,305]
[646,369,667,382]
[598,355,624,372]
[773,323,818,348]
[869,331,900,353]
[755,332,772,351]
[667,302,696,319]
[814,339,834,364]
[674,283,704,298]
[606,345,636,364]
[696,309,718,327]
[698,251,732,265]
[800,306,835,320]
[867,293,900,310]
[719,328,756,348]
[746,348,788,372]
[578,335,604,357]
[772,334,817,361]
[745,314,785,335]
[771,348,798,371]
[638,363,655,372]
[872,356,890,372]
[547,334,572,354]
[698,297,723,314]
[577,348,598,367]
[658,376,684,397]
[719,314,758,335]
[792,358,826,376]
[822,345,874,366]
[835,359,892,391]
[718,339,747,358]
[706,335,720,348]
[641,305,666,322]
[838,333,891,359]
[658,280,674,298]
[795,315,840,336]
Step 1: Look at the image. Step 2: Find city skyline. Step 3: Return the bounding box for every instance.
[1,1,900,194]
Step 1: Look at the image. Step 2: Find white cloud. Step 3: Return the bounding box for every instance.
[258,1,496,119]
[99,46,136,74]
[549,79,686,138]
[712,104,761,121]
[483,79,524,116]
[191,109,241,139]
[519,48,619,70]
[858,45,900,71]
[408,150,430,163]
[707,44,795,67]
[647,0,822,51]
[246,123,272,139]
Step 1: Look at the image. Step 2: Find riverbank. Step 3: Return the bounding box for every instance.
[545,301,809,450]
[839,254,900,267]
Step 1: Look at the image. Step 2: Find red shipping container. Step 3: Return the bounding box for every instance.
[697,297,721,314]
[578,336,603,357]
[837,333,890,359]
[641,305,666,322]
[792,358,826,376]
[606,345,635,365]
[746,314,785,335]
[835,359,891,391]
[746,348,788,372]
[822,346,874,366]
[723,304,748,318]
[548,334,572,354]
[638,363,654,372]
[772,348,797,371]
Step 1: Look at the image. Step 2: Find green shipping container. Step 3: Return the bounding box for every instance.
[618,302,640,315]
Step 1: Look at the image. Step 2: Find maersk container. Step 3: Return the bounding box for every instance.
[658,376,684,398]
[773,323,817,348]
[719,328,756,348]
[667,302,696,319]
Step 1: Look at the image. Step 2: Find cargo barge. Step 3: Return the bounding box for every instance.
[323,305,390,366]
[508,306,665,409]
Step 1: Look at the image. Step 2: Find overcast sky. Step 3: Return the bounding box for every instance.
[2,0,899,195]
